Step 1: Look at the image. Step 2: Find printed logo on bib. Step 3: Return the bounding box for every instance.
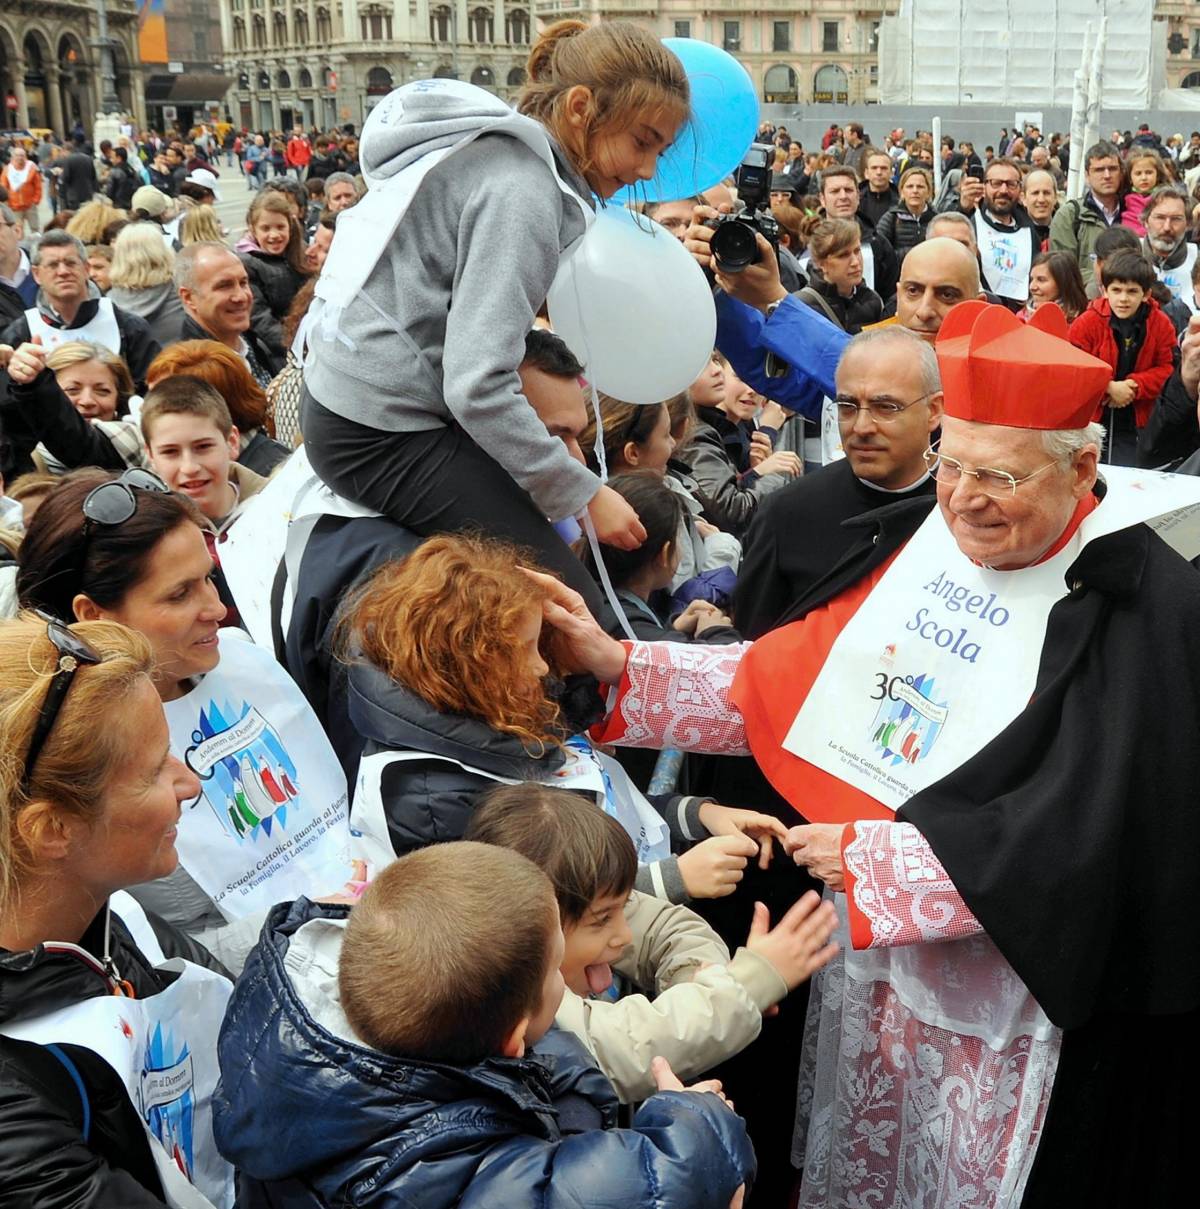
[185,699,301,841]
[986,237,1018,274]
[869,652,949,767]
[139,1024,199,1184]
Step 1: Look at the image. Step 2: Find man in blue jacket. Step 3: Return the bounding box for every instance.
[684,217,983,422]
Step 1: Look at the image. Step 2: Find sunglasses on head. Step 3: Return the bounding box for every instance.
[18,611,103,796]
[81,468,171,533]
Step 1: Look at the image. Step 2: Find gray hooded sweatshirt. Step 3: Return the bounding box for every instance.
[304,89,601,522]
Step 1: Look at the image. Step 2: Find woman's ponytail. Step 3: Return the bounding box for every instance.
[525,18,588,83]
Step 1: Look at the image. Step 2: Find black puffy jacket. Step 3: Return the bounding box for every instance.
[348,654,570,854]
[238,248,308,357]
[214,899,756,1209]
[0,904,229,1207]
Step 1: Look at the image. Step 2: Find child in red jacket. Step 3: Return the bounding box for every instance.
[1067,250,1178,466]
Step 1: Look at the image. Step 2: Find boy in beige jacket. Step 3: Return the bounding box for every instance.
[466,785,838,1102]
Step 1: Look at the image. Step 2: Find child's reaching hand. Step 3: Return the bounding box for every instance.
[651,1055,736,1112]
[698,802,790,870]
[744,893,839,992]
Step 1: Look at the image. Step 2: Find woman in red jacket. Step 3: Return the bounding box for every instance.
[1067,250,1178,466]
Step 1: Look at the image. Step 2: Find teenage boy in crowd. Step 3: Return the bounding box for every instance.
[141,376,267,533]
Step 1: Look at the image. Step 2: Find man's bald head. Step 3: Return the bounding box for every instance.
[895,238,984,342]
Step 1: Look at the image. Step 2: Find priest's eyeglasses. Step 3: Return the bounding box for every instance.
[923,445,1059,500]
[834,391,935,423]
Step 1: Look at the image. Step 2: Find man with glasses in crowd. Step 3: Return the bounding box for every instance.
[1139,185,1196,310]
[577,301,1200,1207]
[0,203,36,328]
[951,156,1039,312]
[1051,139,1125,291]
[0,230,160,392]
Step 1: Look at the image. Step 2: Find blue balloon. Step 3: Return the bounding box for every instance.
[614,38,759,205]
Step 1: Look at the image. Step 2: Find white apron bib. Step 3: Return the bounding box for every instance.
[974,211,1032,302]
[353,734,671,865]
[784,466,1200,812]
[860,241,875,292]
[1156,241,1198,313]
[164,636,392,919]
[0,892,234,1208]
[25,297,121,355]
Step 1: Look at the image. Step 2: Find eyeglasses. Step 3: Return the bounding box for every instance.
[923,445,1059,499]
[986,179,1022,191]
[835,391,934,424]
[82,468,170,534]
[19,612,102,796]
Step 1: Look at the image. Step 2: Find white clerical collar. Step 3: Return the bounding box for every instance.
[0,247,29,290]
[858,470,932,495]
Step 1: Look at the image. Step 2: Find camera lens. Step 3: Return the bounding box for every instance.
[711,220,758,272]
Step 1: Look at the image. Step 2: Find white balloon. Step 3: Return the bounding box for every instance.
[547,206,717,406]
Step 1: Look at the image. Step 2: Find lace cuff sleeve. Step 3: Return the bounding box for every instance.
[842,820,984,950]
[591,641,752,756]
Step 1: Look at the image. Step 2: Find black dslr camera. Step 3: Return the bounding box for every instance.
[707,143,781,272]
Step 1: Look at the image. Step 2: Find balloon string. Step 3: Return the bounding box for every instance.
[584,376,637,641]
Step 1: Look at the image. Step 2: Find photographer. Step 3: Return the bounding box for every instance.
[685,207,983,422]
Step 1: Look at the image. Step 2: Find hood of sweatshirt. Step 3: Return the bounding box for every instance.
[357,78,591,202]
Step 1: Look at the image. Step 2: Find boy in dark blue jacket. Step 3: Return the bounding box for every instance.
[213,842,755,1208]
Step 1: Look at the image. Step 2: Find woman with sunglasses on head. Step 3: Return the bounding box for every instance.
[16,470,385,971]
[0,611,237,1208]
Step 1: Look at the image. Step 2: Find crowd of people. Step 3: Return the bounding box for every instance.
[1,18,1199,1209]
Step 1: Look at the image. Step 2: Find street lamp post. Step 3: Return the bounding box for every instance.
[94,0,122,113]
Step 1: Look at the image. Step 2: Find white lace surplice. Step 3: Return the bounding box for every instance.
[598,642,1063,1209]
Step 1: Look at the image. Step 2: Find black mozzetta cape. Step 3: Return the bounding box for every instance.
[899,521,1200,1205]
[899,521,1200,1031]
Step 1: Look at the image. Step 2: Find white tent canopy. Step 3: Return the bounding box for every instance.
[879,0,1161,110]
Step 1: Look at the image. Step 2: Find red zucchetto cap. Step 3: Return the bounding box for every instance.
[934,301,1112,430]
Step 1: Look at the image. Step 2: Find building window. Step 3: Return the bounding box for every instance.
[870,21,881,54]
[1184,71,1200,88]
[723,21,740,53]
[316,7,331,42]
[366,65,393,95]
[362,5,392,40]
[675,20,691,39]
[508,66,526,87]
[823,21,840,54]
[507,9,530,45]
[273,11,287,43]
[471,7,494,44]
[277,68,291,89]
[471,65,495,89]
[294,11,309,44]
[233,17,246,51]
[1193,27,1200,58]
[431,5,451,42]
[813,63,849,104]
[194,30,208,58]
[252,14,267,49]
[763,63,797,104]
[257,69,270,89]
[299,67,313,88]
[773,22,790,53]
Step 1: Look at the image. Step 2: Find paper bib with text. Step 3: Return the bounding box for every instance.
[785,467,1200,812]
